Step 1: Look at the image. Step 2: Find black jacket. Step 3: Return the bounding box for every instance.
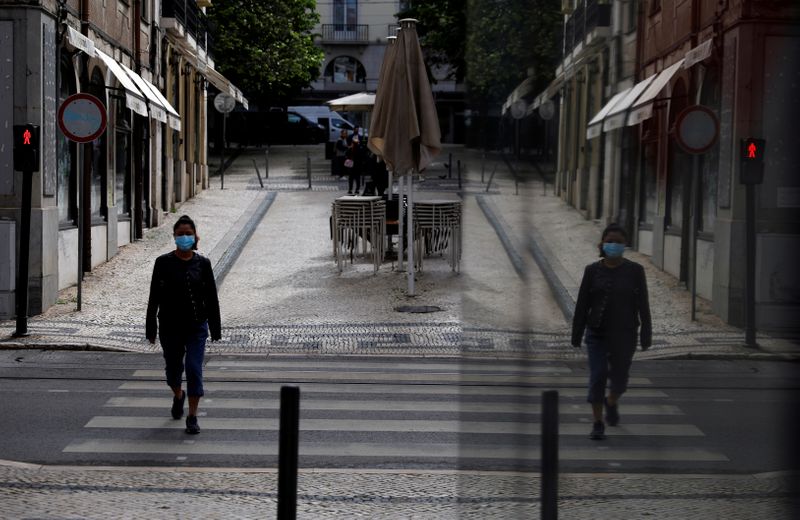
[146,252,221,341]
[571,259,652,349]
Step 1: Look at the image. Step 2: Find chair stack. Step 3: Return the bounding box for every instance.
[332,196,386,272]
[412,200,462,273]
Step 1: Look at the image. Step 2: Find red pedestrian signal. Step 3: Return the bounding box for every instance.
[13,125,40,172]
[741,138,765,162]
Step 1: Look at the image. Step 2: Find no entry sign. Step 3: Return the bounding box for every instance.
[675,105,719,154]
[58,93,107,143]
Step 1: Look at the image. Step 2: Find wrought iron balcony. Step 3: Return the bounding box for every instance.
[563,0,612,57]
[321,24,369,44]
[162,0,213,56]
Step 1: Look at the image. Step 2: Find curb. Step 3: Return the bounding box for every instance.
[475,195,527,279]
[213,191,277,286]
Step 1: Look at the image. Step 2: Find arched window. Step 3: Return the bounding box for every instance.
[88,67,108,221]
[666,78,689,230]
[57,51,77,226]
[324,56,366,84]
[699,66,721,232]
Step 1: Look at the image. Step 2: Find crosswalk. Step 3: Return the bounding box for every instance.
[62,358,730,470]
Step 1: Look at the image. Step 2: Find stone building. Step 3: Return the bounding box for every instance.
[0,0,243,319]
[528,0,800,333]
[300,0,466,143]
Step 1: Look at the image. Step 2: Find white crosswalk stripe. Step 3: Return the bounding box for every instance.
[64,358,730,466]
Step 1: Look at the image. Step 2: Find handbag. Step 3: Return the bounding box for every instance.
[344,158,354,168]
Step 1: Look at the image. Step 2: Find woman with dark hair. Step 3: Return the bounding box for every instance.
[146,215,221,434]
[571,223,652,440]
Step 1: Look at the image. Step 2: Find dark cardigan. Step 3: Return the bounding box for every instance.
[146,252,221,342]
[571,259,652,349]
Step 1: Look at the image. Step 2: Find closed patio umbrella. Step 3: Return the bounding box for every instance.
[368,18,442,295]
[325,92,376,113]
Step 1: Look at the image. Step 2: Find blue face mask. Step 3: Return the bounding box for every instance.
[602,242,625,258]
[175,235,195,252]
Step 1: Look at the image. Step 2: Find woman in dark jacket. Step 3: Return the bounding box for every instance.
[571,223,652,440]
[146,215,221,435]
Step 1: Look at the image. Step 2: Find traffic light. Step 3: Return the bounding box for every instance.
[740,138,765,185]
[13,124,40,172]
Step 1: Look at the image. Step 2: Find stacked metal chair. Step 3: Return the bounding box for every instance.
[412,200,462,273]
[332,196,387,273]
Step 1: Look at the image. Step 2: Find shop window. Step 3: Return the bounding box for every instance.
[88,68,108,221]
[639,116,658,225]
[115,99,132,218]
[324,56,366,84]
[699,67,721,233]
[57,51,77,227]
[666,79,689,232]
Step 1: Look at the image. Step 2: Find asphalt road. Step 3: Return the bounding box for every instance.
[0,350,798,475]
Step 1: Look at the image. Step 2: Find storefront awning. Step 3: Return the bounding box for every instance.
[502,77,536,114]
[117,62,168,124]
[683,38,713,69]
[585,88,631,139]
[65,26,95,57]
[94,49,149,118]
[204,67,249,110]
[133,76,182,131]
[627,59,685,125]
[603,73,656,131]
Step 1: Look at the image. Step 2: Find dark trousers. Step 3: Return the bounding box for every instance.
[159,321,209,397]
[348,170,361,192]
[585,329,635,403]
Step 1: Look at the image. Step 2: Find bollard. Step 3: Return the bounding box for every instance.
[541,390,559,520]
[306,152,312,189]
[277,385,300,520]
[485,165,497,192]
[457,160,462,190]
[481,153,486,184]
[448,152,452,179]
[252,160,264,188]
[265,148,270,179]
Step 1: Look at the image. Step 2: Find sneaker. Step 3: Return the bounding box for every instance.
[185,415,200,435]
[590,421,606,440]
[171,390,185,420]
[605,398,619,426]
[347,191,353,195]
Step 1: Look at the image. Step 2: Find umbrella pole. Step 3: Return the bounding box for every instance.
[398,175,404,271]
[407,173,415,296]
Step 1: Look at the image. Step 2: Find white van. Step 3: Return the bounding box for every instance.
[289,106,354,142]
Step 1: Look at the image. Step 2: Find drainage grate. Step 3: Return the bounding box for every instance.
[394,305,443,313]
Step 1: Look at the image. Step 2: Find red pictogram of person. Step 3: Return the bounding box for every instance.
[23,129,31,145]
[747,142,756,159]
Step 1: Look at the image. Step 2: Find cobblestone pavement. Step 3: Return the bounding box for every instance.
[0,462,796,519]
[0,145,796,360]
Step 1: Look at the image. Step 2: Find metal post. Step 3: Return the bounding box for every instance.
[277,385,300,520]
[12,169,33,337]
[448,152,452,179]
[745,183,757,347]
[481,153,486,184]
[407,173,415,296]
[265,148,270,179]
[76,142,83,311]
[306,152,312,189]
[220,112,227,190]
[398,176,404,270]
[486,165,497,193]
[541,390,559,520]
[457,160,462,190]
[252,160,264,188]
[690,155,700,321]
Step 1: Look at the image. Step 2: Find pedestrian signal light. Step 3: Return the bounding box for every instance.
[13,125,40,172]
[740,138,765,162]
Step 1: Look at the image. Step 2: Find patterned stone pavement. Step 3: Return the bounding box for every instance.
[0,462,796,519]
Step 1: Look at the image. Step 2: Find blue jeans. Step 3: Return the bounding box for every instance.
[585,329,635,404]
[159,321,208,397]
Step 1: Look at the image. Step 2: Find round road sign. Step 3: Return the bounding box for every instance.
[675,105,719,154]
[214,93,236,113]
[539,100,556,121]
[58,93,107,143]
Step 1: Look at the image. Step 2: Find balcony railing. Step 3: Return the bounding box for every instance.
[162,0,213,56]
[563,0,611,57]
[321,24,369,44]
